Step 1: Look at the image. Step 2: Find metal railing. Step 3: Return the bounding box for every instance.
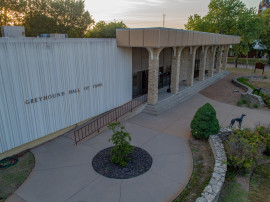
[73,94,147,144]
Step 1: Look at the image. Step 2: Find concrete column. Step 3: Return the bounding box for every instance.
[146,47,163,105]
[216,46,223,73]
[209,46,217,77]
[199,46,210,81]
[171,47,184,94]
[186,46,199,86]
[222,45,230,70]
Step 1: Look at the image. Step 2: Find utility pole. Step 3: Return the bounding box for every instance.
[163,13,166,27]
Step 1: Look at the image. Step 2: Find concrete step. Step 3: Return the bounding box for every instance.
[144,71,229,115]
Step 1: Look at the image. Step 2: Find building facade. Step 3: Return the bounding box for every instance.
[0,27,240,158]
[117,28,240,105]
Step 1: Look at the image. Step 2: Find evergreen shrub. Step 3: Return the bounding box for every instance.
[190,103,220,139]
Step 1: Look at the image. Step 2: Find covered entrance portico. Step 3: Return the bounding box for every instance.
[117,28,240,107]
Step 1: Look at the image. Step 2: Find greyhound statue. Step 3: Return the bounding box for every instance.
[229,114,246,129]
[252,88,262,95]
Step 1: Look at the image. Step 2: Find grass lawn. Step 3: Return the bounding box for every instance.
[174,140,214,202]
[248,164,270,202]
[249,80,270,89]
[219,180,248,202]
[227,57,268,65]
[226,67,270,77]
[0,152,35,201]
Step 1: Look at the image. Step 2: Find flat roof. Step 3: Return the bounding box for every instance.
[116,27,240,48]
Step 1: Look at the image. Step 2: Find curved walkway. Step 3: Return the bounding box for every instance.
[7,93,270,202]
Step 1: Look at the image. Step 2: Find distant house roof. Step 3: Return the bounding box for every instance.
[259,0,270,13]
[254,41,266,50]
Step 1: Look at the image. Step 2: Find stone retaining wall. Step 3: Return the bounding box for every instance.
[232,76,264,108]
[196,128,232,202]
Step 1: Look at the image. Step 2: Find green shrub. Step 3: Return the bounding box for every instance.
[253,104,259,108]
[242,98,248,104]
[237,78,254,90]
[237,100,243,106]
[265,136,270,156]
[225,135,255,174]
[190,103,220,139]
[234,128,265,147]
[225,128,267,174]
[255,126,270,156]
[247,103,251,108]
[262,94,270,108]
[255,125,270,138]
[108,122,134,167]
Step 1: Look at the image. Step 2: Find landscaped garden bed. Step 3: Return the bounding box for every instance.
[178,101,270,201]
[219,126,270,202]
[92,122,153,179]
[175,103,220,201]
[174,139,215,202]
[0,151,35,201]
[235,76,270,109]
[92,146,152,179]
[200,67,270,111]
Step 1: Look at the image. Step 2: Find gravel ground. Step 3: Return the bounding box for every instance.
[92,146,152,179]
[200,73,245,105]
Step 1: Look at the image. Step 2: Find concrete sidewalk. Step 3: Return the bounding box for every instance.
[7,93,270,202]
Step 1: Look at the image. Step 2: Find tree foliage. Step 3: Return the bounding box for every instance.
[259,9,270,62]
[0,0,94,37]
[86,21,127,38]
[108,122,134,167]
[0,0,26,26]
[185,0,263,57]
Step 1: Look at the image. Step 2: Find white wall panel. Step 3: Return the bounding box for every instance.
[0,38,132,153]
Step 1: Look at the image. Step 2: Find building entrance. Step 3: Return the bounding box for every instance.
[158,66,171,89]
[132,70,148,98]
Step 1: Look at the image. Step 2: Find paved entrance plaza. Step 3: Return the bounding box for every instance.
[7,93,270,202]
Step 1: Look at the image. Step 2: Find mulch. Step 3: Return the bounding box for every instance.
[200,73,245,105]
[92,146,152,179]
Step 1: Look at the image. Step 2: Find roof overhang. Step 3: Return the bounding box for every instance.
[116,27,241,48]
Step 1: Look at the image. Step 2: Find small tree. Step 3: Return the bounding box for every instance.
[259,9,270,64]
[108,122,134,167]
[190,103,220,139]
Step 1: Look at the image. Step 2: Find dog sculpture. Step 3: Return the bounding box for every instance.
[229,114,246,129]
[252,88,262,95]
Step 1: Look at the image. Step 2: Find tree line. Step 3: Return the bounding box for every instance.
[1,0,270,63]
[0,0,127,38]
[185,0,270,64]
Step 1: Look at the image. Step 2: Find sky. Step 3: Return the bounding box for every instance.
[84,0,260,29]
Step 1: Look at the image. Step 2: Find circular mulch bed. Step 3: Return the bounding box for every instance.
[92,146,152,179]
